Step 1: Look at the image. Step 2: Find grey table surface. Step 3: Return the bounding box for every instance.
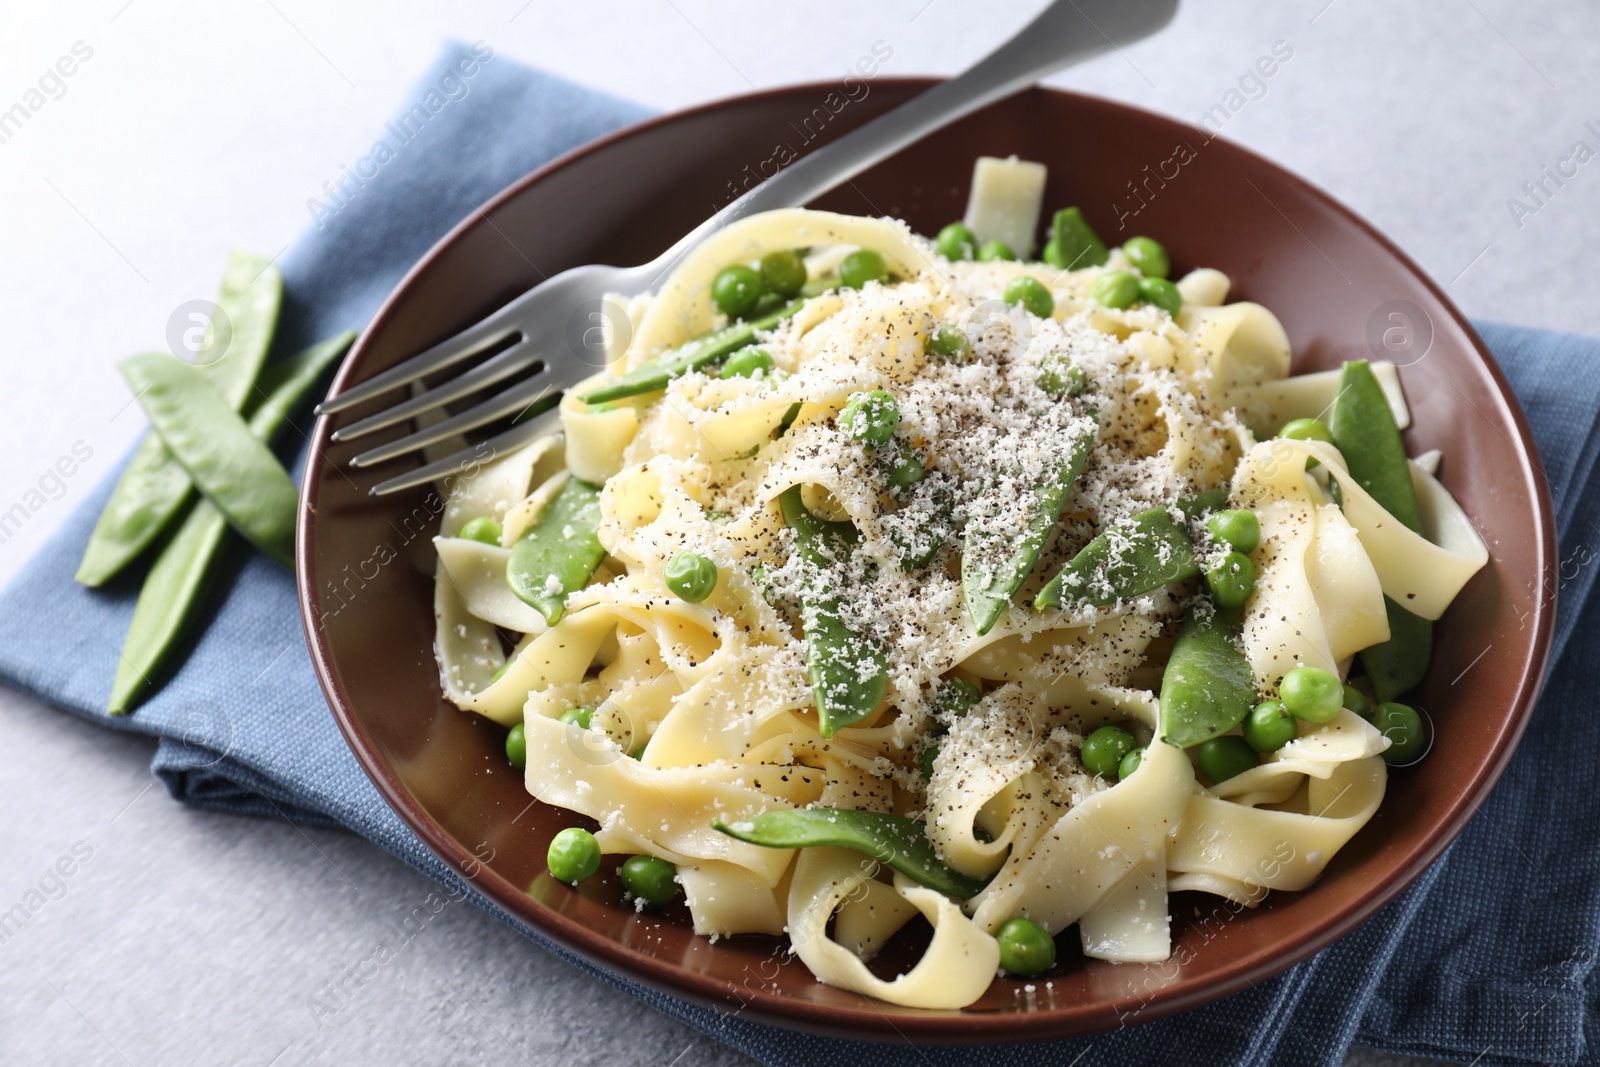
[2,1,1594,1064]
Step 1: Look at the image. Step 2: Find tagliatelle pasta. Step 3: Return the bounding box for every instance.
[428,174,1486,1008]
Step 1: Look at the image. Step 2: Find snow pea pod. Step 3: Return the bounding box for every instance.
[108,331,354,714]
[712,808,988,900]
[75,435,193,586]
[963,424,1095,636]
[119,353,300,568]
[77,252,283,586]
[1365,599,1433,703]
[1035,489,1228,609]
[889,484,952,571]
[580,298,804,405]
[506,476,605,624]
[779,484,857,561]
[778,486,887,737]
[1331,361,1420,530]
[1048,207,1110,270]
[1330,360,1430,701]
[1158,613,1256,749]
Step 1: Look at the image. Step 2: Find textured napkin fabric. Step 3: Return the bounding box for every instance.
[3,42,1597,1067]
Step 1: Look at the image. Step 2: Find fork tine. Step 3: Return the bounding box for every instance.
[314,299,529,416]
[367,409,565,497]
[330,338,540,443]
[348,376,563,468]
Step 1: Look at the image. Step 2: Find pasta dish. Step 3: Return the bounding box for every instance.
[426,158,1487,1008]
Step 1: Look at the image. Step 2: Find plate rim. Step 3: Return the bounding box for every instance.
[297,77,1558,1043]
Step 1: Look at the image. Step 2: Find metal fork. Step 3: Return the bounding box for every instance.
[317,0,1179,495]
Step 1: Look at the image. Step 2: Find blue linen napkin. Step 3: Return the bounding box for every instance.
[3,42,1597,1067]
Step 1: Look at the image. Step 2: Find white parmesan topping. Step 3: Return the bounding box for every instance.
[601,248,1238,832]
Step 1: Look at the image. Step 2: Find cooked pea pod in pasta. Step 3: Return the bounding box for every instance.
[1048,207,1109,270]
[581,298,805,404]
[1036,489,1228,608]
[963,424,1096,635]
[506,476,605,624]
[778,486,888,736]
[1158,613,1257,749]
[1330,360,1432,701]
[713,808,990,900]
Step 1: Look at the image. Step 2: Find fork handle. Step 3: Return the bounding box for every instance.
[657,0,1178,265]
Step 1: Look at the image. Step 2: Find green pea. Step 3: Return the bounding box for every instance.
[558,706,593,729]
[1081,725,1136,778]
[839,250,887,290]
[919,741,940,780]
[1122,236,1171,279]
[1242,700,1297,752]
[1280,666,1344,723]
[936,678,982,716]
[976,240,1016,262]
[1206,509,1259,555]
[664,551,718,603]
[547,827,602,884]
[712,265,763,318]
[1205,550,1257,609]
[458,516,502,545]
[888,452,926,487]
[927,325,971,360]
[1039,359,1088,399]
[630,743,648,761]
[1196,735,1259,783]
[1003,276,1054,319]
[1091,270,1140,309]
[935,222,977,261]
[1040,237,1065,268]
[619,855,680,907]
[996,918,1056,975]
[1279,418,1334,443]
[839,389,899,449]
[505,722,527,769]
[1279,417,1333,472]
[1118,747,1144,780]
[489,659,512,685]
[1342,683,1374,720]
[1372,702,1427,764]
[720,346,774,379]
[1138,277,1183,315]
[759,250,807,298]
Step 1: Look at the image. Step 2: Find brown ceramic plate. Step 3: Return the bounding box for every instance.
[298,80,1556,1042]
